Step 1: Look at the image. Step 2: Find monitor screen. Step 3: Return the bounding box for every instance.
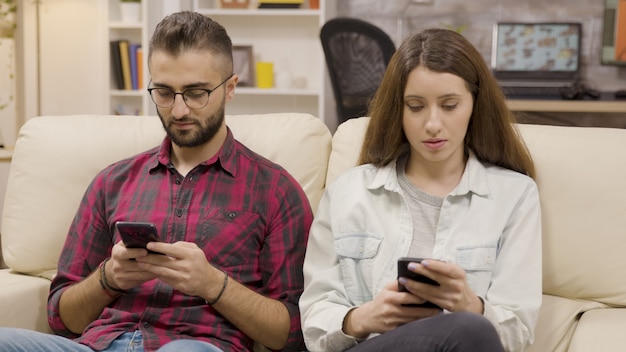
[492,22,581,79]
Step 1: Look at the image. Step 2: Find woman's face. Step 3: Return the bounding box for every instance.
[402,65,473,170]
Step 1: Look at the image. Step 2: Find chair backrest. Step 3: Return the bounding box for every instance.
[320,17,396,125]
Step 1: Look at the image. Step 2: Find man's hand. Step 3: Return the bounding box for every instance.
[106,240,159,291]
[134,241,224,301]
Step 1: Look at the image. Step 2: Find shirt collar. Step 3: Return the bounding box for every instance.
[450,150,489,197]
[368,149,490,197]
[152,127,238,177]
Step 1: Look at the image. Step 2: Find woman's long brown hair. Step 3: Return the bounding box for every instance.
[359,28,535,179]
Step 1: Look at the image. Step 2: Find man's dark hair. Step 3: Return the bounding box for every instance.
[148,11,233,76]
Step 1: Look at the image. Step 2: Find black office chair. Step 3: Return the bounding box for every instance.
[320,17,396,124]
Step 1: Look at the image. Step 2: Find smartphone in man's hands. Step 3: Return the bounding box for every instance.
[115,221,162,255]
[397,257,440,308]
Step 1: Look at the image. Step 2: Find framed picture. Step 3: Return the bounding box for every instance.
[233,45,255,87]
[219,0,250,9]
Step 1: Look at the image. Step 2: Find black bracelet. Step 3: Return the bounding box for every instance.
[100,258,126,296]
[206,271,228,305]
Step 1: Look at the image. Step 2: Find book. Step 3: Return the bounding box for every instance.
[137,46,143,89]
[109,40,124,90]
[129,43,139,90]
[118,40,132,90]
[616,0,626,61]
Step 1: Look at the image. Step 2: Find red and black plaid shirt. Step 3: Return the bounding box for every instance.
[48,128,312,351]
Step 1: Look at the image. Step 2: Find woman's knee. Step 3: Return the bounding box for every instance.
[444,312,503,351]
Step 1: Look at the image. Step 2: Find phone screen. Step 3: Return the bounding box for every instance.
[397,257,440,308]
[115,221,161,254]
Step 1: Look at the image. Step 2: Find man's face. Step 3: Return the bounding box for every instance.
[148,50,234,148]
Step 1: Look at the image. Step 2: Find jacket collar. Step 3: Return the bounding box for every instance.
[368,150,490,197]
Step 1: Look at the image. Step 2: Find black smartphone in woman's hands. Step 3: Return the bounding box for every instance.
[397,257,440,308]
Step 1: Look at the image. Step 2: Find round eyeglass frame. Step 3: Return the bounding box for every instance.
[147,73,234,109]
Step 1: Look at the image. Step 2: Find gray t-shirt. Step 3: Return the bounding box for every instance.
[396,155,443,259]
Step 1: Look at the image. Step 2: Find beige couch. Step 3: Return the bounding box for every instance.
[2,113,626,351]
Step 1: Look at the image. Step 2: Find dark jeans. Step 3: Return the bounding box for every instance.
[346,312,505,352]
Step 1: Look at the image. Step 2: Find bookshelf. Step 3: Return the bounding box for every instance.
[192,0,337,128]
[106,0,158,116]
[105,0,337,126]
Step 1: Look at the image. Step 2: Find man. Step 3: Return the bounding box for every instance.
[0,11,312,352]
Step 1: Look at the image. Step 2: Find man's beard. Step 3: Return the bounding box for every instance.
[158,97,226,148]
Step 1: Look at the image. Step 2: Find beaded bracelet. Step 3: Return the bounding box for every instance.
[98,258,126,298]
[206,270,229,305]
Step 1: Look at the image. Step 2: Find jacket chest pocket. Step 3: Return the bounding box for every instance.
[457,244,497,296]
[334,234,382,304]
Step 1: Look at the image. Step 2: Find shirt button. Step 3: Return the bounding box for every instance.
[176,210,182,217]
[143,322,150,328]
[175,178,181,185]
[227,212,236,219]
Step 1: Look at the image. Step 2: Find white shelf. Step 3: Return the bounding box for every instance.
[193,0,338,128]
[108,21,143,29]
[196,8,321,16]
[110,89,145,97]
[236,87,318,96]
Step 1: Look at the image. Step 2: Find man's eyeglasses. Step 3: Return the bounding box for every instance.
[147,73,234,109]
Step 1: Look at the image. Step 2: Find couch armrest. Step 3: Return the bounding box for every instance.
[0,235,6,269]
[0,269,51,332]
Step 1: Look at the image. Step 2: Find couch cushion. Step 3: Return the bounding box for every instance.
[226,113,331,212]
[1,115,165,276]
[1,113,331,277]
[525,294,607,352]
[326,116,369,185]
[567,308,626,352]
[0,269,52,332]
[518,124,626,305]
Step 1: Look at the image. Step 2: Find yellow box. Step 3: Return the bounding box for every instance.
[256,62,274,88]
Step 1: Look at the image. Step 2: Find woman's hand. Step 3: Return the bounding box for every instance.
[342,281,441,338]
[401,259,484,314]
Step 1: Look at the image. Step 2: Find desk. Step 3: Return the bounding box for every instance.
[507,99,626,113]
[0,148,12,161]
[506,93,626,113]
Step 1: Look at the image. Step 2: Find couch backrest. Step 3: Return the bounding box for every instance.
[1,113,331,277]
[517,123,626,305]
[329,117,626,306]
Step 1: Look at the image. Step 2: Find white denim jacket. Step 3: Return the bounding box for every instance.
[300,153,542,352]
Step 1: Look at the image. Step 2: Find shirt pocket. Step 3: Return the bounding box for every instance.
[456,244,497,296]
[198,208,262,271]
[334,233,382,304]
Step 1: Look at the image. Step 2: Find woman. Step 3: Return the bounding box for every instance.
[300,28,541,352]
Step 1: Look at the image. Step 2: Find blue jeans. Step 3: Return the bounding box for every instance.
[0,328,224,352]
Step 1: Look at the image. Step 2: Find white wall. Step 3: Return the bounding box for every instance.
[19,0,106,123]
[0,38,16,148]
[37,0,107,116]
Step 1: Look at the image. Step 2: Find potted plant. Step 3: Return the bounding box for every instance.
[0,0,16,38]
[119,0,141,23]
